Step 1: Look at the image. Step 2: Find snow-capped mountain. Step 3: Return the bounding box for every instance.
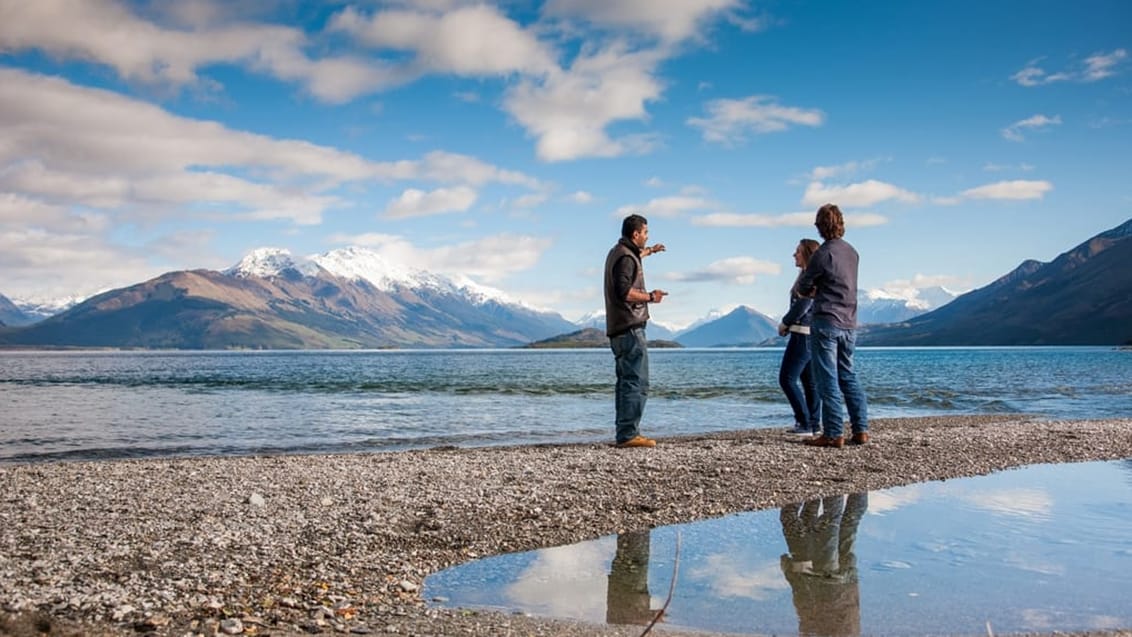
[0,294,85,325]
[224,247,324,279]
[857,286,959,325]
[228,246,525,309]
[0,246,576,349]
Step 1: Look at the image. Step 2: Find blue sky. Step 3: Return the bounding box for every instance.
[1,0,1129,328]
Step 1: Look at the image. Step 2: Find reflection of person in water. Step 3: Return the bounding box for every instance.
[779,493,868,636]
[606,530,658,625]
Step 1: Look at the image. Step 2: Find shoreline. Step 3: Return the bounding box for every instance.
[3,415,1132,636]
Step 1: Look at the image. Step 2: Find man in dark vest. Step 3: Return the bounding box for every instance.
[604,214,668,448]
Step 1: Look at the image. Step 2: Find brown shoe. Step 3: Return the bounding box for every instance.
[616,435,657,448]
[849,432,870,445]
[804,435,844,448]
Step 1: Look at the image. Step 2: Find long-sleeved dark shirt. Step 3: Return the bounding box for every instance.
[796,238,859,329]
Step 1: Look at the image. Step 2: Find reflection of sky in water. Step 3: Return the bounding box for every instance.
[426,460,1132,636]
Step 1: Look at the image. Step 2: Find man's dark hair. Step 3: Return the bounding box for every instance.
[621,214,648,239]
[815,204,845,241]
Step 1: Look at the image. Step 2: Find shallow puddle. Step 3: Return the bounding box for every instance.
[425,460,1132,635]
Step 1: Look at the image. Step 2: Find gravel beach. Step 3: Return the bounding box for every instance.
[3,415,1132,637]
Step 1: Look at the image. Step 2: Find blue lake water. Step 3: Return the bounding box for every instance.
[424,460,1132,636]
[1,347,1130,463]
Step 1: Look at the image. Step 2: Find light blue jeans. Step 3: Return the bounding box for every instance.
[610,326,649,443]
[810,321,868,439]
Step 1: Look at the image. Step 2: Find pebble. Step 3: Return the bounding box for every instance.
[1,414,1130,637]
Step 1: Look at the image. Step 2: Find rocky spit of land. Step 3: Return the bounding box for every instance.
[3,415,1132,637]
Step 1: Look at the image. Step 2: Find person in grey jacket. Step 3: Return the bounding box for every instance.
[797,204,869,448]
[778,238,823,435]
[604,214,668,448]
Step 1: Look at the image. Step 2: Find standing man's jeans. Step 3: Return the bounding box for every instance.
[778,332,820,431]
[610,326,649,444]
[810,321,868,439]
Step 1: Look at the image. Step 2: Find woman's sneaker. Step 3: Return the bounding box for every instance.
[788,424,814,435]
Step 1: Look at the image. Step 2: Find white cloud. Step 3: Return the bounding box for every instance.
[616,196,714,218]
[542,0,745,43]
[568,191,595,204]
[983,162,1035,172]
[0,68,543,299]
[845,213,889,227]
[328,5,557,76]
[665,256,780,285]
[383,186,478,218]
[504,43,664,161]
[0,69,538,217]
[1011,49,1127,86]
[692,211,815,227]
[0,226,163,300]
[809,159,883,180]
[644,176,665,187]
[0,0,399,103]
[961,180,1053,201]
[802,180,920,207]
[1001,114,1061,142]
[326,231,552,284]
[1083,48,1128,81]
[688,95,824,144]
[693,210,887,228]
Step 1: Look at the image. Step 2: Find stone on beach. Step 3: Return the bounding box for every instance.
[1,415,1131,637]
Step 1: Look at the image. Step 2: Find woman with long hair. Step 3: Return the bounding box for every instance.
[778,238,822,435]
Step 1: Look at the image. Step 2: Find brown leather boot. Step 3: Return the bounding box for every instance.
[804,435,844,448]
[849,432,870,445]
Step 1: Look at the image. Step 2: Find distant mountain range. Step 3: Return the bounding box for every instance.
[2,218,1130,348]
[0,248,575,349]
[862,218,1132,346]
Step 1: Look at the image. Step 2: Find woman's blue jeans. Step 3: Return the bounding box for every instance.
[610,326,649,443]
[810,321,868,439]
[778,332,820,430]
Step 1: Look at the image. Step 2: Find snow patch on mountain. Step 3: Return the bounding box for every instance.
[865,285,958,311]
[226,246,526,309]
[225,248,323,279]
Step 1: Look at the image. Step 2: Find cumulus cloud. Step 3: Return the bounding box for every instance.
[1011,49,1127,86]
[383,186,478,218]
[0,0,399,102]
[808,159,884,180]
[692,210,888,228]
[542,0,746,43]
[325,231,552,284]
[328,5,557,76]
[1001,114,1061,142]
[688,95,824,144]
[960,180,1053,200]
[665,256,780,285]
[691,211,815,227]
[615,195,715,218]
[0,69,538,219]
[504,43,664,161]
[0,68,542,298]
[802,180,920,207]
